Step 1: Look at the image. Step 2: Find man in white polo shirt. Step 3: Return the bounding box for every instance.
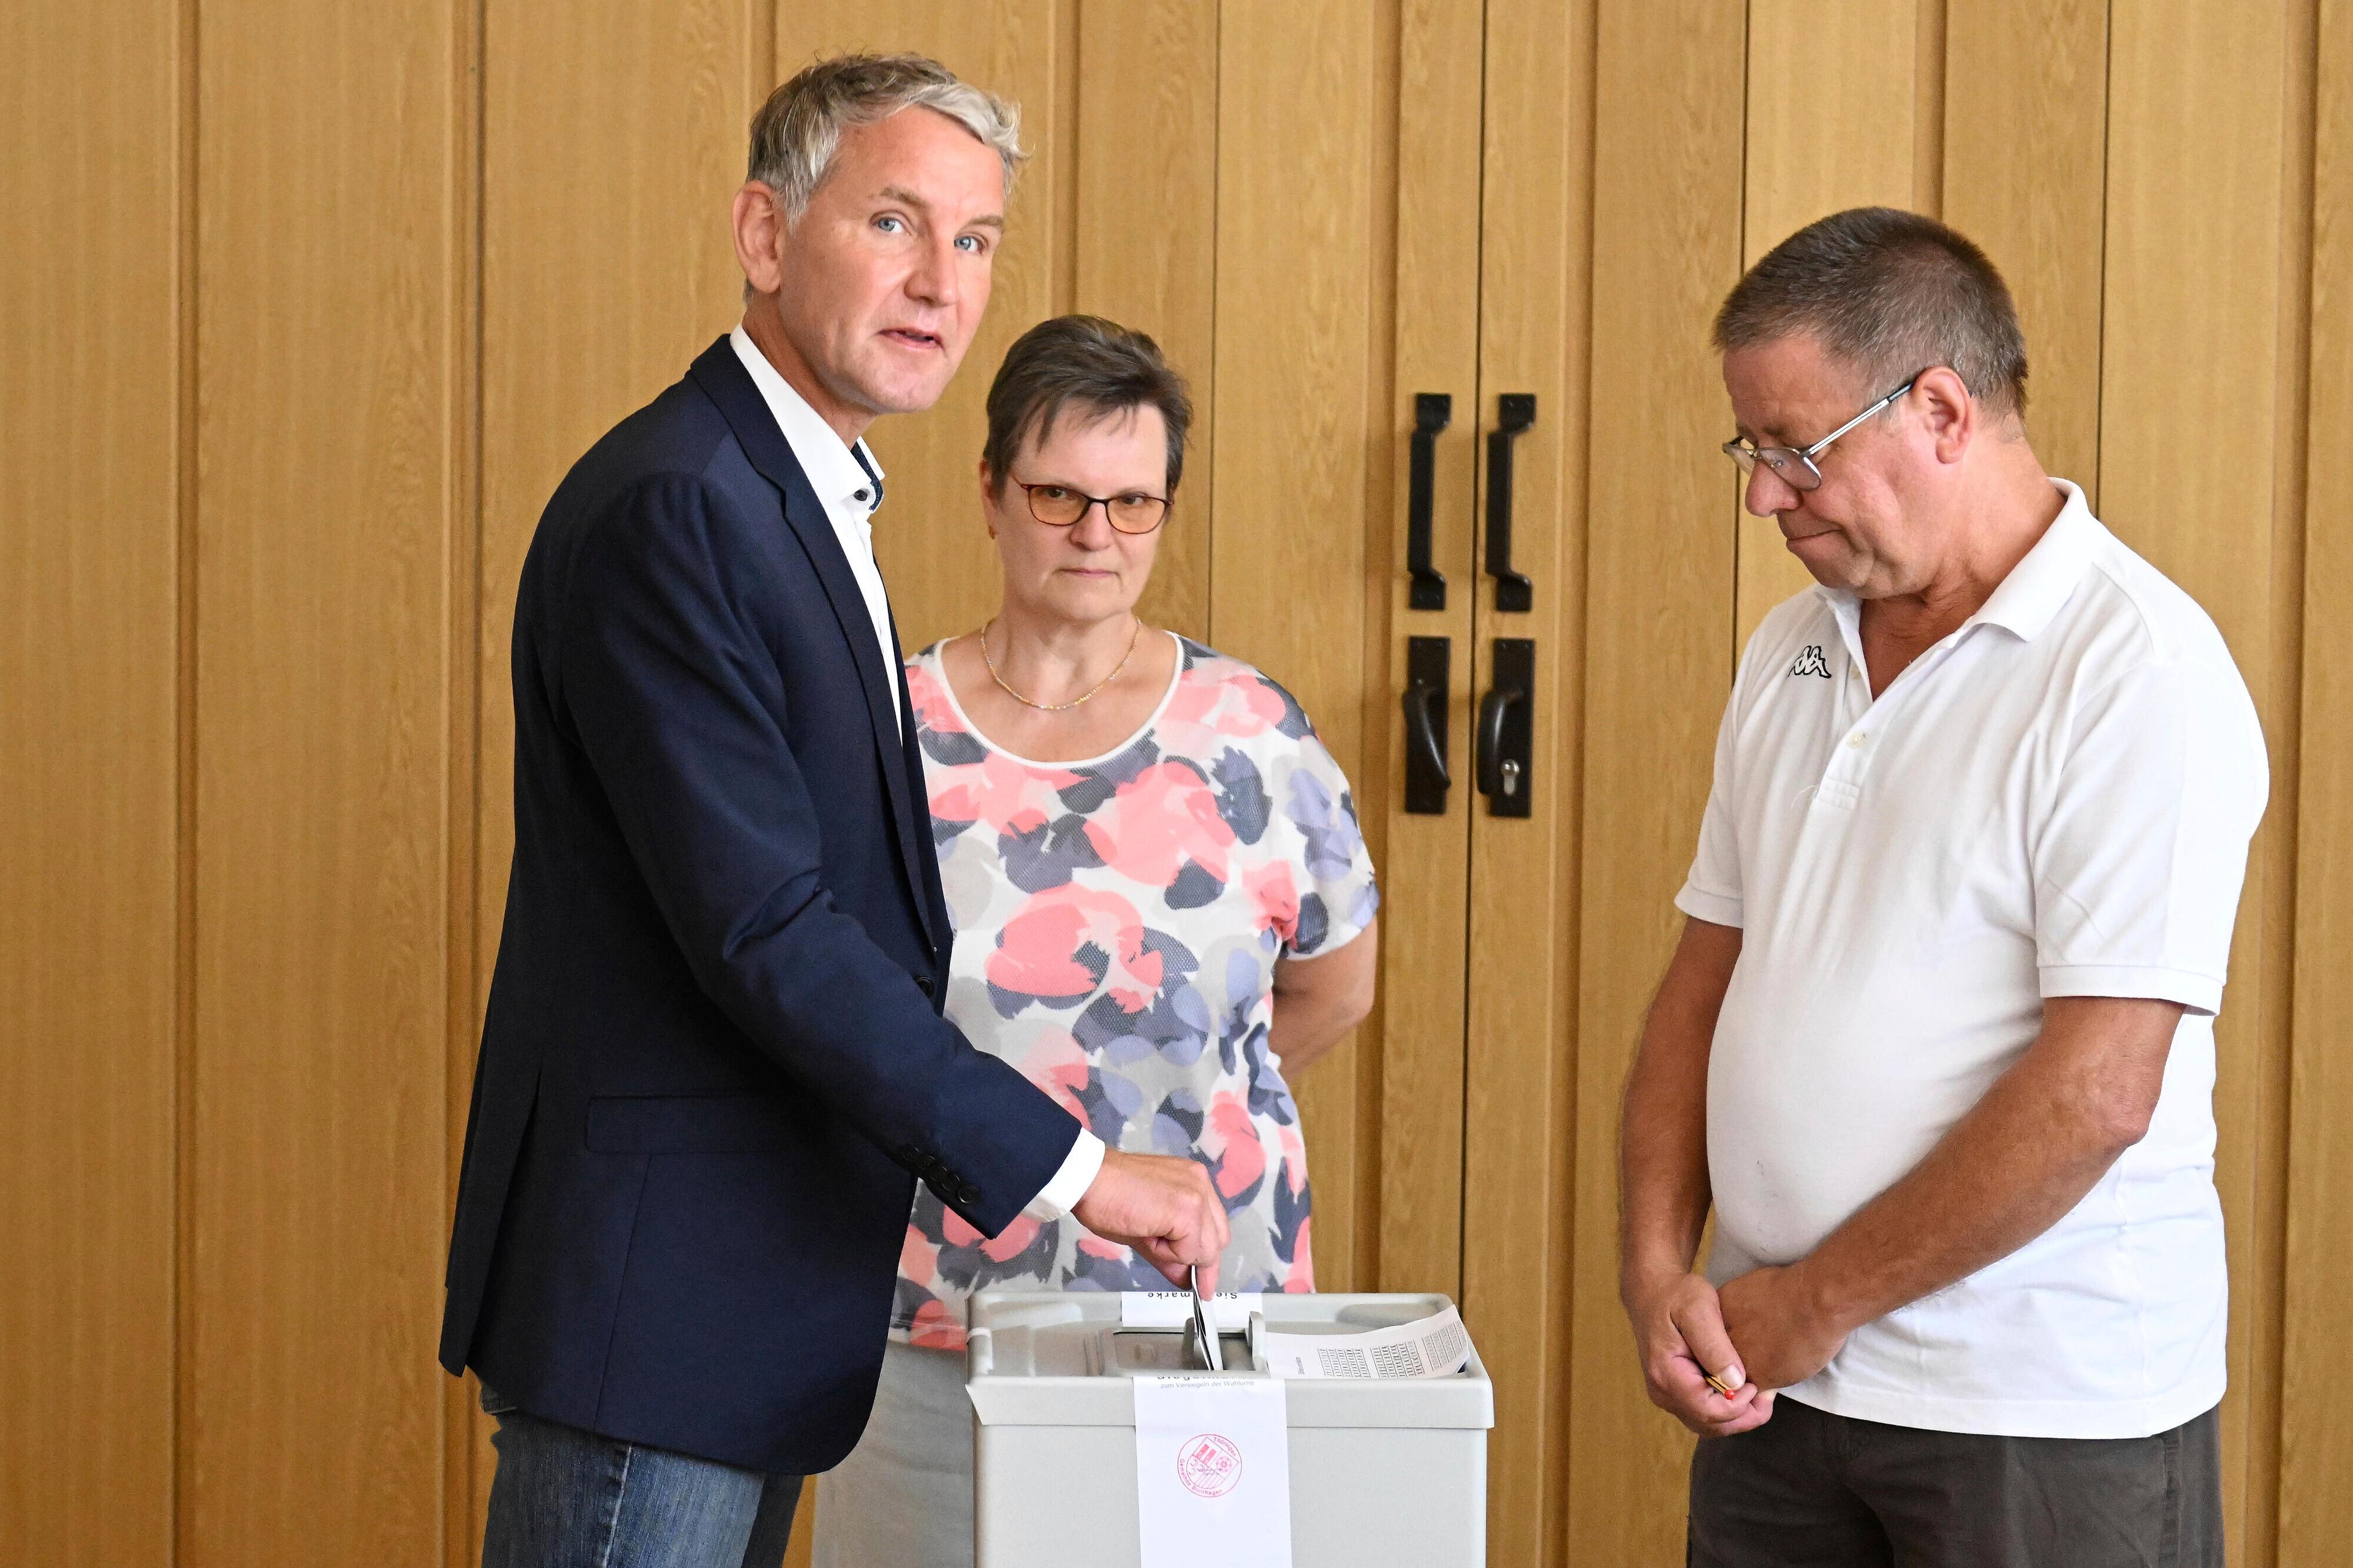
[1617,207,2267,1567]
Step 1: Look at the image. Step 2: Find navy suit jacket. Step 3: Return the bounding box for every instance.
[439,336,1082,1474]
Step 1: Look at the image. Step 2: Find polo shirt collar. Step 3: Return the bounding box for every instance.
[728,324,885,519]
[1968,479,2099,642]
[1811,477,2099,648]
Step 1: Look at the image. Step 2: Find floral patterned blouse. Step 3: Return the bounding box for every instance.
[892,633,1380,1349]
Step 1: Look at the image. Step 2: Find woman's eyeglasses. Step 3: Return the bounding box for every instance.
[1010,478,1170,536]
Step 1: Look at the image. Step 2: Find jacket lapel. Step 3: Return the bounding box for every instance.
[687,337,939,953]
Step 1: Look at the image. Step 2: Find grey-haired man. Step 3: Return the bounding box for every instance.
[442,54,1228,1568]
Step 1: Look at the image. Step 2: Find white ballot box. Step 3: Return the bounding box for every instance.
[966,1290,1493,1567]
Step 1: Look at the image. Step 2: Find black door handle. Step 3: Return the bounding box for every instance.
[1485,393,1535,613]
[1401,635,1450,814]
[1408,393,1451,610]
[1475,638,1535,817]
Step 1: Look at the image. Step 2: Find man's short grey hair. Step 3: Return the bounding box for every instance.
[1714,207,2029,419]
[749,53,1025,223]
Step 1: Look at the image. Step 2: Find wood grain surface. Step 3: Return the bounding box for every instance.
[0,7,182,1566]
[184,1,461,1562]
[7,6,2344,1564]
[1463,2,1599,1561]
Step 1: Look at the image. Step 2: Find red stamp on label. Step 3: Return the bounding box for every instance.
[1176,1433,1243,1499]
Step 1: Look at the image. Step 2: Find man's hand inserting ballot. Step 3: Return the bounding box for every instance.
[1073,1149,1232,1293]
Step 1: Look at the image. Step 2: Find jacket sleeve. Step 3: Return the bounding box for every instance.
[556,471,1080,1236]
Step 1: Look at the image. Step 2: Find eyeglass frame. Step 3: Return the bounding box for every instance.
[1007,476,1172,536]
[1721,371,1924,493]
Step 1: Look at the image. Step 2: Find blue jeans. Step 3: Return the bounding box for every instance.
[480,1385,803,1568]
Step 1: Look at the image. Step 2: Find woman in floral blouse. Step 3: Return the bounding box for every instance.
[813,316,1379,1568]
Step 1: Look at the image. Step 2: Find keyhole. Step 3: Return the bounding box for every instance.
[1501,759,1521,797]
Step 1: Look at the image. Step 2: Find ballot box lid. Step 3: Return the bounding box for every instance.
[964,1291,1495,1430]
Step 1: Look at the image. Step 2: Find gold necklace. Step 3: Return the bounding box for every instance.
[979,616,1143,711]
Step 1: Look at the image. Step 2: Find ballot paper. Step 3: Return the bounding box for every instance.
[1120,1289,1266,1330]
[1132,1375,1292,1568]
[1188,1267,1224,1372]
[1257,1303,1474,1381]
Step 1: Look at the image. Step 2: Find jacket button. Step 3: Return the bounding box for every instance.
[915,975,934,997]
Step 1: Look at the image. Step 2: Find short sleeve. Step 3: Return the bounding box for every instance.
[1273,726,1379,959]
[1675,674,1746,929]
[2033,657,2267,1015]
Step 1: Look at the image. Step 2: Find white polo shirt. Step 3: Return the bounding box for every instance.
[1680,479,2267,1439]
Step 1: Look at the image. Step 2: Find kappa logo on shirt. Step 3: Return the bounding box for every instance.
[1789,644,1834,679]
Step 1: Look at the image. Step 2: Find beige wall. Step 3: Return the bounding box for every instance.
[5,2,2347,1566]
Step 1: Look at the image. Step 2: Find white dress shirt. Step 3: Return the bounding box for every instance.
[730,326,901,730]
[728,324,1105,1219]
[1680,479,2267,1438]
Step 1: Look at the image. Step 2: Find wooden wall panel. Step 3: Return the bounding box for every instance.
[1566,2,1746,1564]
[1207,0,1383,1294]
[1463,1,1597,1562]
[0,8,181,1567]
[188,2,463,1562]
[6,9,2344,1566]
[2281,1,2351,1558]
[781,4,1072,656]
[475,0,770,1554]
[1733,1,1921,646]
[1072,0,1218,643]
[2098,7,2292,1561]
[1941,0,2109,496]
[1376,0,1485,1310]
[2247,6,2317,1562]
[1350,0,1405,1297]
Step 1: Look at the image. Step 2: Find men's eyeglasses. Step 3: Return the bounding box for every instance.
[1721,373,1922,493]
[1011,478,1170,536]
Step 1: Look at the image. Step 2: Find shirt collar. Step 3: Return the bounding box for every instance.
[729,324,886,520]
[1966,478,2100,642]
[1811,477,2100,648]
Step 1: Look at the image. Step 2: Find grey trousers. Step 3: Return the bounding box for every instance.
[1689,1395,2221,1568]
[813,1341,974,1568]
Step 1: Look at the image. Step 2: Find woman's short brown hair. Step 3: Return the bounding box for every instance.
[982,315,1194,495]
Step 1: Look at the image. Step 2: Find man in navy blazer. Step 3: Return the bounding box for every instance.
[441,55,1229,1567]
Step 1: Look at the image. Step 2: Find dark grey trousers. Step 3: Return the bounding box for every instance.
[1689,1395,2221,1568]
